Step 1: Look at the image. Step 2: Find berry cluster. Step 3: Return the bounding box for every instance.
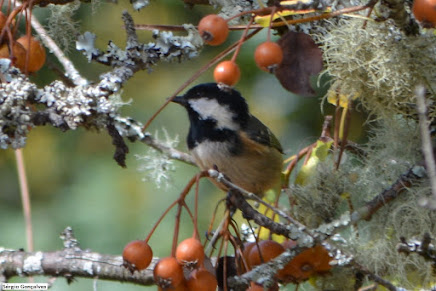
[240,239,332,286]
[123,237,217,291]
[0,11,46,74]
[198,14,284,87]
[122,237,332,290]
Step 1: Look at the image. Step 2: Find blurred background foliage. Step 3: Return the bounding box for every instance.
[0,0,367,289]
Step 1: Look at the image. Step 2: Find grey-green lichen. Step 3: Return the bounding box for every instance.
[350,118,433,287]
[47,0,81,53]
[77,12,204,70]
[0,56,135,149]
[289,117,434,288]
[291,158,350,228]
[320,18,436,119]
[0,61,37,149]
[136,129,179,189]
[354,192,436,288]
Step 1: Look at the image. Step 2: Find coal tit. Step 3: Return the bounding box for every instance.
[172,83,283,196]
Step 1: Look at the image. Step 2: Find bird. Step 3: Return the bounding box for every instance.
[172,83,283,196]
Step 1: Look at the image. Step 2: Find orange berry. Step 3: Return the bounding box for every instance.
[0,42,27,72]
[16,36,46,73]
[0,11,7,32]
[0,44,8,58]
[413,0,436,27]
[240,242,255,271]
[176,238,205,269]
[154,257,185,289]
[254,41,283,72]
[213,60,240,86]
[198,14,229,46]
[248,240,284,267]
[282,239,297,250]
[158,282,189,291]
[186,268,217,291]
[277,245,332,284]
[122,240,153,271]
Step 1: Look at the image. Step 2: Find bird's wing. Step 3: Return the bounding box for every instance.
[245,115,283,154]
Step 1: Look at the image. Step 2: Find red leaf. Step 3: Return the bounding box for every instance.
[275,31,323,97]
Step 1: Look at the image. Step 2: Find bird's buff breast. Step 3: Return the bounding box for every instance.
[190,139,282,195]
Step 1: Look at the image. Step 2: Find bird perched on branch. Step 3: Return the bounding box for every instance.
[172,83,283,196]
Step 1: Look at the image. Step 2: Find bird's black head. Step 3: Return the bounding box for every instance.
[172,83,250,149]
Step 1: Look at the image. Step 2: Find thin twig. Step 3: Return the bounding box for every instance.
[23,2,87,86]
[140,134,195,165]
[14,149,33,253]
[353,263,398,291]
[415,86,436,198]
[135,2,376,34]
[351,163,425,222]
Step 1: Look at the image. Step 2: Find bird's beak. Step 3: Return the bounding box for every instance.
[171,95,187,106]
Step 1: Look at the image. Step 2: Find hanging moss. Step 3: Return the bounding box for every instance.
[320,18,436,119]
[288,117,435,288]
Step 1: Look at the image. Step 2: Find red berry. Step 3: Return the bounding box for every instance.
[16,36,46,73]
[122,240,153,271]
[176,238,205,269]
[254,41,283,72]
[213,60,240,86]
[154,257,185,289]
[0,42,27,72]
[248,240,284,267]
[413,0,436,27]
[186,268,217,291]
[198,14,229,46]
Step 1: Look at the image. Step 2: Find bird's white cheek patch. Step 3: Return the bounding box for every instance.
[189,98,239,130]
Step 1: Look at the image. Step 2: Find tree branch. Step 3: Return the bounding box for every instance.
[0,227,156,286]
[398,233,436,267]
[0,248,156,286]
[350,164,426,222]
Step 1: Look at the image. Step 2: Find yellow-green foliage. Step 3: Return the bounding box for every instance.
[321,18,436,119]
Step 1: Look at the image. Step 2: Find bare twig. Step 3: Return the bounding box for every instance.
[14,149,33,253]
[415,86,436,203]
[353,264,398,291]
[140,134,195,165]
[19,1,87,86]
